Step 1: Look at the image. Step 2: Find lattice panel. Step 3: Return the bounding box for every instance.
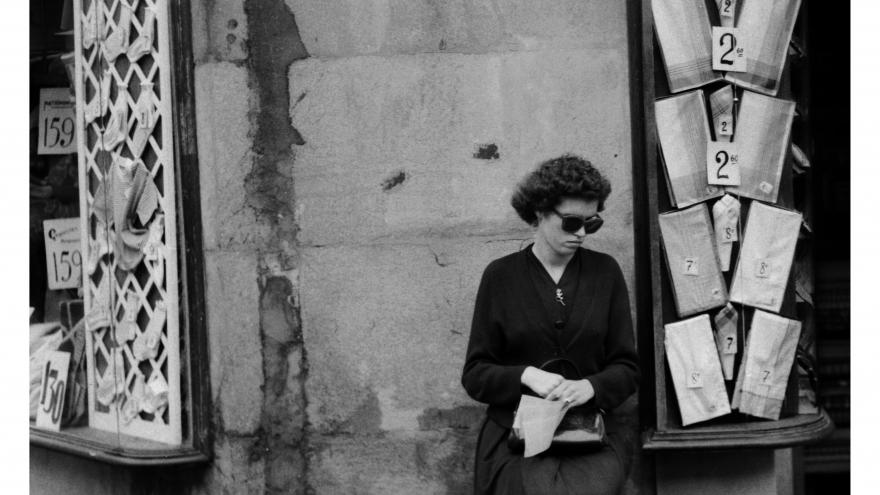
[73,0,182,445]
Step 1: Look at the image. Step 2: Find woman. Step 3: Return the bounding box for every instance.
[461,154,639,495]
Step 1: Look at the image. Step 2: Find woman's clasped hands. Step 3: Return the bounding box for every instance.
[521,366,596,407]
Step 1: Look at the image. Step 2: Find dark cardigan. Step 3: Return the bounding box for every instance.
[461,246,640,428]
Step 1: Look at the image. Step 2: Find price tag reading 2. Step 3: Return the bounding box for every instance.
[707,141,741,186]
[719,0,736,19]
[712,27,746,72]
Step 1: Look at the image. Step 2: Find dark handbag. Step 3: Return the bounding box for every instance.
[507,358,607,454]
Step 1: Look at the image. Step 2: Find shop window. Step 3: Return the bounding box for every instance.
[30,0,210,465]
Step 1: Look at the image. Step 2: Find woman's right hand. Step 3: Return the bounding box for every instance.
[520,366,564,398]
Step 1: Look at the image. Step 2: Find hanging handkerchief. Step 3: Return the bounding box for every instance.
[144,213,165,286]
[132,301,165,361]
[130,82,156,157]
[729,202,801,313]
[82,1,97,49]
[725,0,803,96]
[96,348,127,406]
[656,91,724,208]
[731,310,801,420]
[127,6,156,62]
[724,91,795,204]
[92,157,160,270]
[712,303,739,380]
[712,194,740,271]
[115,290,140,342]
[715,0,736,28]
[658,204,728,317]
[122,374,146,425]
[102,4,133,62]
[141,375,169,415]
[101,101,129,151]
[86,70,113,124]
[652,0,721,93]
[664,315,731,426]
[86,220,111,275]
[85,273,111,332]
[708,85,734,143]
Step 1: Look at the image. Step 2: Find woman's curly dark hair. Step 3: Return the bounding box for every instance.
[511,154,611,225]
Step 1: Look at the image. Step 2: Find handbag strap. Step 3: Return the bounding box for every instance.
[538,358,583,380]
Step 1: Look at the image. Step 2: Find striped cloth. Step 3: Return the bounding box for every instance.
[656,90,724,208]
[708,85,734,143]
[665,314,731,426]
[732,310,801,420]
[729,201,801,313]
[658,204,728,317]
[725,0,803,96]
[653,0,721,92]
[712,303,739,380]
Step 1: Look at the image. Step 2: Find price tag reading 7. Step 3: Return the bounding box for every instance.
[707,141,741,186]
[712,27,746,72]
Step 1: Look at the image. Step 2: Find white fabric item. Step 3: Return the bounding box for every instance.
[130,82,156,157]
[708,85,734,143]
[127,6,156,62]
[653,0,721,92]
[658,204,728,317]
[96,348,127,406]
[731,310,801,420]
[715,0,736,28]
[664,315,731,426]
[655,90,724,208]
[101,101,129,151]
[729,202,802,312]
[712,194,741,271]
[512,395,568,457]
[725,0,803,96]
[132,301,165,361]
[712,303,739,380]
[102,4,132,62]
[724,91,795,204]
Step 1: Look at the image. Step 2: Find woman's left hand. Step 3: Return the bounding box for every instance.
[546,379,595,407]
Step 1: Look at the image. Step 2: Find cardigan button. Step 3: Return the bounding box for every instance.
[554,320,564,330]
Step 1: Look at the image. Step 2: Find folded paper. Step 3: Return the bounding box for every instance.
[729,202,801,312]
[665,314,731,426]
[724,91,795,204]
[732,310,802,420]
[712,194,740,271]
[725,0,803,96]
[658,204,728,317]
[656,90,724,208]
[713,303,739,380]
[653,0,721,92]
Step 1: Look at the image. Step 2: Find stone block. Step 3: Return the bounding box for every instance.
[289,49,633,246]
[195,63,272,250]
[301,239,527,433]
[285,0,628,57]
[205,250,264,435]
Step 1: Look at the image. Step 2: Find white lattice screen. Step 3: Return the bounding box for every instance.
[73,0,181,445]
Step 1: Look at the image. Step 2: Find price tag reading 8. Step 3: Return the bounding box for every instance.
[707,141,741,186]
[42,218,83,290]
[37,88,77,155]
[755,259,771,278]
[686,370,704,389]
[712,27,746,72]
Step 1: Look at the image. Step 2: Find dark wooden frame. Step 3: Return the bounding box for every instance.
[633,0,833,451]
[30,0,212,466]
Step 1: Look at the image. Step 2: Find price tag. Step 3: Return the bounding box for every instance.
[707,141,741,186]
[718,114,733,136]
[718,0,736,18]
[36,351,71,432]
[125,292,139,322]
[721,224,738,243]
[712,27,746,72]
[755,259,771,278]
[37,88,77,155]
[722,335,737,354]
[683,257,699,276]
[43,218,82,290]
[687,370,704,388]
[760,369,773,384]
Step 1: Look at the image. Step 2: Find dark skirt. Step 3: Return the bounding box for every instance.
[473,416,625,495]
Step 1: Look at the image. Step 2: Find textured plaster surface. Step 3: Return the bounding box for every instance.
[191,0,249,63]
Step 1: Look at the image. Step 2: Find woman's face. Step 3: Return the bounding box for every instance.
[535,197,600,256]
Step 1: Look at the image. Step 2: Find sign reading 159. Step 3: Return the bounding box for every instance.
[38,88,77,155]
[43,218,82,290]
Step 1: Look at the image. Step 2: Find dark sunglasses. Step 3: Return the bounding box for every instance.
[551,209,604,234]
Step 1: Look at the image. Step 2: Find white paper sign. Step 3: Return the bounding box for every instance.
[43,218,82,290]
[38,88,77,155]
[36,351,71,431]
[712,27,746,72]
[707,141,741,186]
[718,0,736,18]
[718,114,733,136]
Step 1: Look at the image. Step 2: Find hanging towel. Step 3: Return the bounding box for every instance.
[725,0,803,96]
[712,194,740,271]
[658,204,728,317]
[665,314,732,426]
[725,91,795,204]
[729,202,801,312]
[713,303,739,380]
[731,310,801,420]
[653,0,721,92]
[656,90,724,208]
